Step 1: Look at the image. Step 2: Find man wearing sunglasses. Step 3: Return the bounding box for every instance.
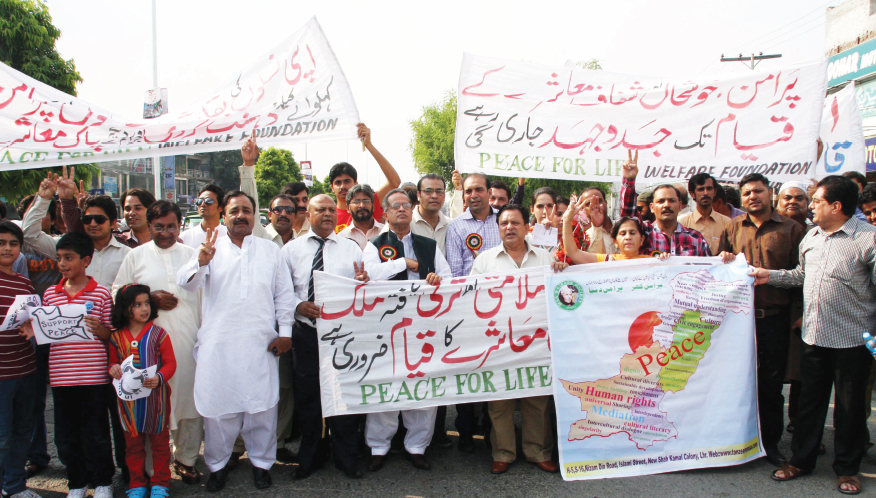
[180,186,227,249]
[337,185,383,251]
[264,195,298,248]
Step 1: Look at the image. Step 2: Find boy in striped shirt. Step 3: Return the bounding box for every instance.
[41,232,115,498]
[0,221,40,498]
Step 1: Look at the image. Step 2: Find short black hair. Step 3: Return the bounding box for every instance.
[860,183,876,207]
[120,188,157,211]
[417,173,446,191]
[581,186,605,199]
[652,184,682,200]
[714,183,727,202]
[329,162,357,183]
[112,284,159,330]
[382,188,411,211]
[146,200,182,224]
[199,184,225,207]
[842,171,867,188]
[496,204,529,224]
[489,180,512,200]
[611,216,645,240]
[0,202,6,220]
[462,172,489,190]
[688,173,717,195]
[739,173,770,190]
[556,196,570,207]
[531,186,557,205]
[56,231,94,259]
[0,220,23,245]
[724,185,742,208]
[282,182,309,197]
[18,195,34,218]
[84,195,118,222]
[223,190,257,212]
[269,194,297,209]
[817,175,859,217]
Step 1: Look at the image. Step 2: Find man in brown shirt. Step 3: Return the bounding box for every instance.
[718,173,805,468]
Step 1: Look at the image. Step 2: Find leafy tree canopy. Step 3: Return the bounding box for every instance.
[254,147,301,207]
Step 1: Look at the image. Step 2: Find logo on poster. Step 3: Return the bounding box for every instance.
[554,281,583,310]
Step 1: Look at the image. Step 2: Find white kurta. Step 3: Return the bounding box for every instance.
[112,241,201,429]
[176,235,298,418]
[180,223,228,249]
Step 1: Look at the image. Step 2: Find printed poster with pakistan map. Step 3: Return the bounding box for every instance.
[545,256,761,480]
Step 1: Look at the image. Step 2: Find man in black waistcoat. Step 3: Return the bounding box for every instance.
[362,189,452,472]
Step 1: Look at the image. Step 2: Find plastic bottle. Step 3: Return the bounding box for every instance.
[863,332,876,358]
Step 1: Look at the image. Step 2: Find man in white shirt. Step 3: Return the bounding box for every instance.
[362,189,451,472]
[282,194,368,480]
[111,201,204,484]
[338,185,384,250]
[412,174,451,255]
[264,195,297,248]
[177,191,297,492]
[471,204,566,476]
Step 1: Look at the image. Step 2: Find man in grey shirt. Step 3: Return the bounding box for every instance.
[750,175,876,494]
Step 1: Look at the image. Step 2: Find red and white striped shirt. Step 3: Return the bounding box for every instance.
[43,277,113,387]
[0,271,37,380]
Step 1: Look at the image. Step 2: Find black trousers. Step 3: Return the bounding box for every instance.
[105,383,127,472]
[53,384,115,489]
[789,343,872,476]
[755,307,791,449]
[292,322,359,471]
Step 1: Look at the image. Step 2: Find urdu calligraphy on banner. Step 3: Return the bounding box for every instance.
[455,53,827,183]
[0,16,360,171]
[816,82,866,179]
[314,268,554,417]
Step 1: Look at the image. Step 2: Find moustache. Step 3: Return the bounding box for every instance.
[233,219,248,225]
[297,207,307,213]
[277,216,289,222]
[661,209,674,214]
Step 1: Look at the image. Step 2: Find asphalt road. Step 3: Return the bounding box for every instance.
[23,385,876,498]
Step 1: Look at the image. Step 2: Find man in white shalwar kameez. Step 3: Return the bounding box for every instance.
[111,201,205,484]
[177,191,297,492]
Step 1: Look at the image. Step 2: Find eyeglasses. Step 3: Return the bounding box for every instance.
[420,188,445,196]
[194,198,216,207]
[82,214,108,225]
[349,199,373,206]
[389,202,413,210]
[271,206,296,215]
[151,225,178,233]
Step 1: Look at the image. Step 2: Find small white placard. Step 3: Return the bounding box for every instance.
[531,224,559,247]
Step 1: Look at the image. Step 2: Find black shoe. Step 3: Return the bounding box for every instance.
[205,466,229,493]
[765,447,787,467]
[252,467,272,489]
[368,455,386,472]
[430,431,453,448]
[276,448,298,463]
[227,452,242,471]
[25,461,47,479]
[406,452,431,470]
[343,464,364,479]
[457,434,475,453]
[294,466,316,480]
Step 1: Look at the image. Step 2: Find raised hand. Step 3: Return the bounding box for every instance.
[38,171,58,199]
[198,227,218,267]
[57,165,79,200]
[622,149,638,180]
[76,180,88,210]
[564,194,586,222]
[451,170,463,191]
[241,130,259,166]
[357,123,372,148]
[353,261,369,283]
[543,204,556,228]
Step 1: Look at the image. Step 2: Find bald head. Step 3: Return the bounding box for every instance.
[308,194,338,237]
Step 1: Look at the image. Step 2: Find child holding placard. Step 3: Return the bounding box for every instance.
[108,284,176,498]
[41,232,116,498]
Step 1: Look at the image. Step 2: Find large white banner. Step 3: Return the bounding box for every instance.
[315,268,553,417]
[0,17,359,171]
[546,257,761,480]
[817,82,866,179]
[456,53,827,183]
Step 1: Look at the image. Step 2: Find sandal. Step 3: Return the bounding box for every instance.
[173,460,201,484]
[771,464,811,482]
[838,475,862,495]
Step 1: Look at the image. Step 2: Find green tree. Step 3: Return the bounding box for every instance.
[0,0,95,201]
[307,175,331,198]
[408,91,610,204]
[254,147,301,207]
[199,150,244,192]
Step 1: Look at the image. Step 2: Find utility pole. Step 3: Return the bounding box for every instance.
[720,52,782,70]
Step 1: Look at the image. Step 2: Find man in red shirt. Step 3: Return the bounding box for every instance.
[331,123,401,231]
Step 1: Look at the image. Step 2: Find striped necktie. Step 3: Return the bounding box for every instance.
[308,237,327,305]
